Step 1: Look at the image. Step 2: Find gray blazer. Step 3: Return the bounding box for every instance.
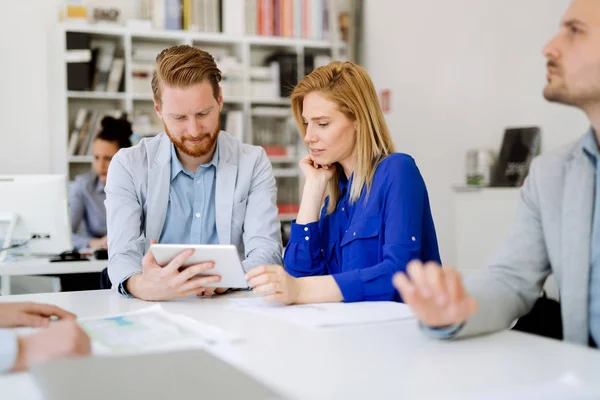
[458,135,593,345]
[105,131,283,287]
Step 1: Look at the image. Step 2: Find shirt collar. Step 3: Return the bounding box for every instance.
[95,176,105,194]
[338,173,352,197]
[582,128,599,159]
[169,141,219,181]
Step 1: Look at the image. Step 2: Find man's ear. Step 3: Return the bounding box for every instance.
[153,98,162,119]
[217,86,224,112]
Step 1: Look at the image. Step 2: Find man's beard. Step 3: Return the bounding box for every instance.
[164,120,220,158]
[543,80,575,105]
[543,61,573,105]
[543,60,600,107]
[543,79,600,107]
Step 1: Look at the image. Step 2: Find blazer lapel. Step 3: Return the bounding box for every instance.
[561,148,594,343]
[215,133,238,245]
[146,135,172,242]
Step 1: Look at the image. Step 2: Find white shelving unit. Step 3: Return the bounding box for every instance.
[56,10,346,222]
[268,155,299,163]
[67,91,127,100]
[69,155,95,163]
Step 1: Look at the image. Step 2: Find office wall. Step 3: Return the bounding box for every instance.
[0,0,139,175]
[0,1,60,174]
[362,0,588,265]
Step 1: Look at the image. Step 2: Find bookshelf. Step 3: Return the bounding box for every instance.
[67,91,127,100]
[56,1,349,226]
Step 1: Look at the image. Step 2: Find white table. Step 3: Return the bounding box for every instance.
[0,258,107,295]
[1,290,600,399]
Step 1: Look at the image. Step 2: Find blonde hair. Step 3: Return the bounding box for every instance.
[291,61,396,214]
[151,45,222,105]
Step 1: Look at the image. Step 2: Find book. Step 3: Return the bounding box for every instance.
[245,0,257,35]
[165,0,182,30]
[68,109,88,155]
[294,0,301,38]
[79,111,100,155]
[106,58,124,93]
[91,39,117,92]
[75,111,95,155]
[152,0,166,29]
[223,0,244,35]
[274,0,281,36]
[66,32,92,91]
[182,0,192,30]
[205,0,220,33]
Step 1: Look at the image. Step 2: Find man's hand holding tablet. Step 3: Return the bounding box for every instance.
[125,240,223,301]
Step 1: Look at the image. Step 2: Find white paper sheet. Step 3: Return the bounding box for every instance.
[228,298,415,329]
[78,305,241,356]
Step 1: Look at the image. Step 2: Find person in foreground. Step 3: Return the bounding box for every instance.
[247,61,441,304]
[106,45,282,301]
[394,0,600,348]
[0,302,90,374]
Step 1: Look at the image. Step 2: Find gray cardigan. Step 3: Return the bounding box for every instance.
[458,134,593,346]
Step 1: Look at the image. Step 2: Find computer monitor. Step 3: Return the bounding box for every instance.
[0,175,72,255]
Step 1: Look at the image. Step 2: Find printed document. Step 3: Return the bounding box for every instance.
[228,298,414,329]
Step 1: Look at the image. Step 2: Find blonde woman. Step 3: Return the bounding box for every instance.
[247,61,441,304]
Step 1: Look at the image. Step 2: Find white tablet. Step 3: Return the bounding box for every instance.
[150,244,248,289]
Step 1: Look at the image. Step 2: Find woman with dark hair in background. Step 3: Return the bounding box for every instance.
[62,116,132,291]
[70,116,132,250]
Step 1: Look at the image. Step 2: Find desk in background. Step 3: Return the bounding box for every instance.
[0,258,107,295]
[454,186,558,299]
[0,290,599,399]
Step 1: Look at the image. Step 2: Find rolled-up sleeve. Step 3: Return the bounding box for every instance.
[284,220,327,277]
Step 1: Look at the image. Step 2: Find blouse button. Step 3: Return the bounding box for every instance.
[304,227,309,232]
[305,236,309,241]
[353,232,356,236]
[411,236,416,241]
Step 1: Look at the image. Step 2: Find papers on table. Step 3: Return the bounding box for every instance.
[79,305,240,356]
[228,298,415,329]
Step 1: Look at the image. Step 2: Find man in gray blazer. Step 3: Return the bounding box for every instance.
[105,45,282,301]
[395,0,600,347]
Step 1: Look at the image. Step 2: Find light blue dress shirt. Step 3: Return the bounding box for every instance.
[0,330,17,374]
[159,143,219,245]
[582,129,600,345]
[69,172,107,249]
